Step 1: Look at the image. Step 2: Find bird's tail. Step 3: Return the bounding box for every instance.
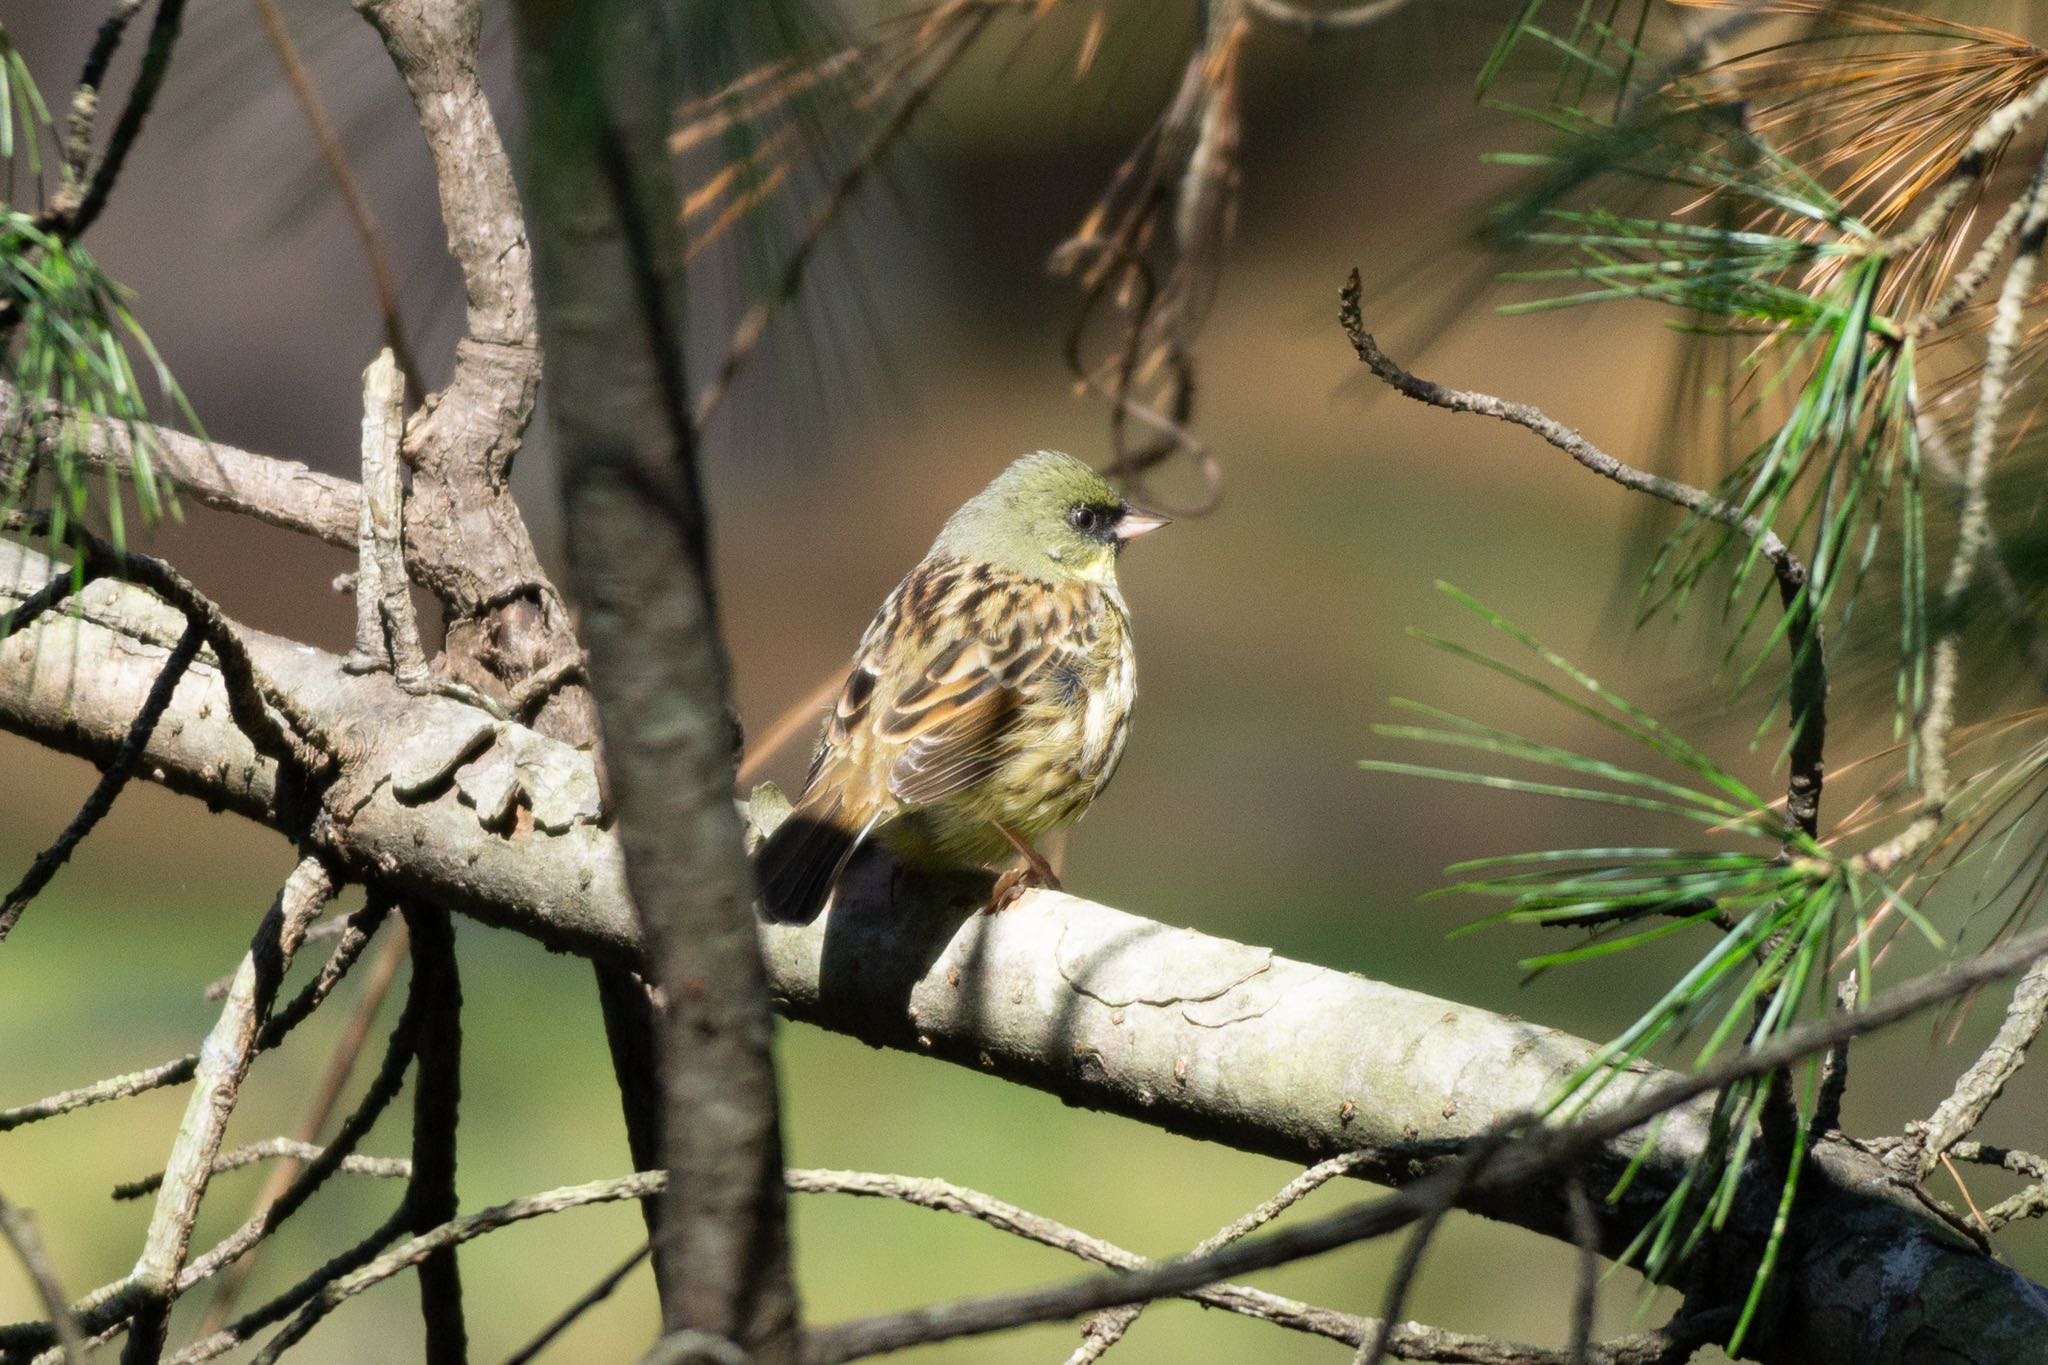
[754,793,876,925]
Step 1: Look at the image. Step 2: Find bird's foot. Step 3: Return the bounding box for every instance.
[989,822,1063,904]
[983,858,1061,914]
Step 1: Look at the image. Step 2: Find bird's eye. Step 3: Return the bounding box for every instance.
[1068,506,1103,534]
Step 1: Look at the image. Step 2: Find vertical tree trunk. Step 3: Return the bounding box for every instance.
[508,3,801,1360]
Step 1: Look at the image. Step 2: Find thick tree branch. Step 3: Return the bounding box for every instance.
[802,927,2048,1363]
[1,547,2042,1364]
[512,1,799,1356]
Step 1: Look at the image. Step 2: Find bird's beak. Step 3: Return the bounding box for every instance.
[1113,506,1171,541]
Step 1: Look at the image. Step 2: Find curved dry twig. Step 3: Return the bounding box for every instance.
[502,1242,653,1365]
[0,615,200,942]
[110,1142,411,1202]
[1338,268,1828,839]
[0,1189,85,1365]
[1069,1150,1371,1363]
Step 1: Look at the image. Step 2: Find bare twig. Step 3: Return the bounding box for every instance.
[0,616,201,942]
[801,921,2048,1363]
[399,902,466,1363]
[1810,972,1859,1140]
[1912,415,2048,683]
[0,570,84,642]
[1357,1128,1512,1365]
[168,1204,414,1365]
[1565,1180,1598,1365]
[248,0,424,394]
[4,516,324,774]
[242,1165,1636,1365]
[1338,269,1827,837]
[58,0,150,191]
[1912,957,2048,1176]
[247,1172,663,1363]
[0,898,386,1136]
[51,0,190,241]
[0,1189,85,1365]
[0,1057,201,1135]
[193,915,407,1334]
[0,970,427,1358]
[501,1242,652,1365]
[1069,1151,1371,1363]
[119,855,336,1365]
[111,1141,411,1201]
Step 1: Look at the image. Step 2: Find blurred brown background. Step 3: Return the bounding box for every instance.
[2,1,2043,1360]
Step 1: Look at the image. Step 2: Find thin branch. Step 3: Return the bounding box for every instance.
[801,920,2048,1363]
[0,1058,200,1135]
[0,1189,85,1365]
[1912,414,2048,683]
[1810,971,1858,1140]
[58,0,151,191]
[1338,269,1827,837]
[1949,1141,2048,1181]
[54,0,189,241]
[193,915,406,1334]
[247,0,424,394]
[398,901,466,1364]
[111,1142,411,1201]
[243,1166,1643,1365]
[501,1242,652,1365]
[1069,1151,1372,1363]
[1358,1129,1511,1365]
[0,570,84,642]
[1565,1180,1597,1365]
[0,615,201,942]
[0,924,421,1357]
[119,855,336,1365]
[1913,956,2048,1176]
[795,1167,1669,1365]
[0,898,386,1136]
[167,1204,413,1365]
[4,516,324,774]
[1927,155,2048,796]
[247,1172,662,1363]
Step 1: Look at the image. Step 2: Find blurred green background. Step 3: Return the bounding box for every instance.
[3,1,2045,1360]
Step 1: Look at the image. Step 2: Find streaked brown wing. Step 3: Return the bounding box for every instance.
[872,572,1063,808]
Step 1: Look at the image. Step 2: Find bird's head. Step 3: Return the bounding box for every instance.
[933,450,1169,585]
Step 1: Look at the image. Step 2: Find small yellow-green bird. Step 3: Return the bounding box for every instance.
[756,450,1168,923]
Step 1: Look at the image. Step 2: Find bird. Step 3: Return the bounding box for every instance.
[755,449,1169,924]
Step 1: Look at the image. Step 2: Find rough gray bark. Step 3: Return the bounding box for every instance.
[507,2,800,1359]
[352,0,595,744]
[1,544,2039,1365]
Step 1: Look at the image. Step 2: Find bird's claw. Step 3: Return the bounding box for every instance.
[983,861,1060,914]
